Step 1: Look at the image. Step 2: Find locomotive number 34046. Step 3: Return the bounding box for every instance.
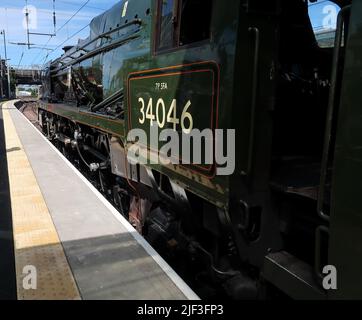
[138,97,194,134]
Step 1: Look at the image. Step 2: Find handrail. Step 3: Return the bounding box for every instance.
[238,200,250,231]
[91,89,124,112]
[60,18,142,62]
[51,19,142,75]
[317,6,351,222]
[51,33,140,78]
[242,27,260,176]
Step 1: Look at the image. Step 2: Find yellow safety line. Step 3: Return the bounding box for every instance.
[2,103,81,300]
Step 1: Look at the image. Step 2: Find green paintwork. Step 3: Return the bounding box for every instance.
[39,0,246,210]
[121,0,241,208]
[127,61,218,176]
[39,101,125,137]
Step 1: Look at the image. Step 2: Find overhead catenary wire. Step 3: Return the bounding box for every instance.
[55,0,106,11]
[18,50,25,68]
[41,23,90,65]
[32,0,106,12]
[56,0,91,33]
[10,0,116,68]
[33,0,92,65]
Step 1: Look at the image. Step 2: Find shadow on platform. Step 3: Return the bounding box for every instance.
[0,107,17,300]
[15,231,171,300]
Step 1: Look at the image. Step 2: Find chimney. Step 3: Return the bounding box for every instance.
[63,46,74,53]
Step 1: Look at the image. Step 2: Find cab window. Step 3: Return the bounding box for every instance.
[156,0,213,52]
[308,0,341,48]
[158,0,177,50]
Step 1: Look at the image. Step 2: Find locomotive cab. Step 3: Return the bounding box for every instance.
[229,0,351,298]
[270,0,344,263]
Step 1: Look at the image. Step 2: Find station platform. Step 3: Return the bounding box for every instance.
[0,100,198,300]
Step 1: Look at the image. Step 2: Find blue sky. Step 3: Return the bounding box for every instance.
[0,0,120,68]
[0,0,340,68]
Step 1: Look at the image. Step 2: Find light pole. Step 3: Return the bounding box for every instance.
[0,54,3,98]
[0,30,11,98]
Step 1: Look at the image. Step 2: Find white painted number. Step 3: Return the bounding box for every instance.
[138,98,193,133]
[156,98,166,128]
[167,99,180,131]
[181,100,193,134]
[138,97,145,124]
[146,98,155,125]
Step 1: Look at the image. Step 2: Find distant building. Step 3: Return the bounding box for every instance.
[17,91,32,97]
[0,59,10,99]
[315,28,337,48]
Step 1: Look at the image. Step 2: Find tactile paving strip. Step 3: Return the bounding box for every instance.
[2,103,81,300]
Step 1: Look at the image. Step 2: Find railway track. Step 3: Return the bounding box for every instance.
[16,100,41,130]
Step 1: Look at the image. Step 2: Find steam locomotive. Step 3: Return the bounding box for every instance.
[38,0,360,299]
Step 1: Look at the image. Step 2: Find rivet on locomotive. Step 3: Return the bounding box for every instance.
[38,0,356,299]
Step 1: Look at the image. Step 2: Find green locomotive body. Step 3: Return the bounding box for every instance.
[38,0,361,299]
[40,0,234,208]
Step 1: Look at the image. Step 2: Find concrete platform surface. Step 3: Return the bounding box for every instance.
[1,100,198,300]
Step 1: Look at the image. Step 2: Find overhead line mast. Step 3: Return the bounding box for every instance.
[24,0,57,49]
